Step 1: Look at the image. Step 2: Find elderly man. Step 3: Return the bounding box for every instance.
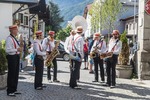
[6,25,22,96]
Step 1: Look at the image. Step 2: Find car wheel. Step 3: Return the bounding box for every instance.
[63,53,69,61]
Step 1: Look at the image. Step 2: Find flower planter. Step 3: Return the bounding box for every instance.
[116,65,133,79]
[0,73,7,90]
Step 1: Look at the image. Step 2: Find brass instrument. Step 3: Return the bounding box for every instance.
[90,46,99,58]
[100,52,113,59]
[45,40,60,66]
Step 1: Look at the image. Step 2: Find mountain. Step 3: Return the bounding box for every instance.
[47,0,93,28]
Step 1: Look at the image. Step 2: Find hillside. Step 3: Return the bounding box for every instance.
[52,0,93,27]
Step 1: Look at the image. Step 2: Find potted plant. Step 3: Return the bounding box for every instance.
[0,40,8,89]
[116,31,133,78]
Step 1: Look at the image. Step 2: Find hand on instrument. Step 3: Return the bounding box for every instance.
[17,47,22,52]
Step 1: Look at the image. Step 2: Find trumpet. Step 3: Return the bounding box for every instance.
[100,52,113,59]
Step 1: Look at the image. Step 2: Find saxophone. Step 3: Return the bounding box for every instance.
[45,40,60,66]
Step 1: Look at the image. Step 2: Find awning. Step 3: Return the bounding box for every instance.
[28,0,49,21]
[0,0,39,4]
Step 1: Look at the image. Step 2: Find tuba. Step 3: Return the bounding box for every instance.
[70,15,87,33]
[45,40,60,66]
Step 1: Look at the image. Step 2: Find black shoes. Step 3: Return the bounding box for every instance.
[35,87,43,90]
[83,67,88,70]
[53,80,60,82]
[70,86,82,90]
[92,80,98,82]
[89,70,94,74]
[42,85,47,88]
[7,93,16,97]
[14,91,21,94]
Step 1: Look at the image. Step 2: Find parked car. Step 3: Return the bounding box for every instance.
[55,41,70,61]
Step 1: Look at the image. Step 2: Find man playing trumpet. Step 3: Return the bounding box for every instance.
[90,33,106,83]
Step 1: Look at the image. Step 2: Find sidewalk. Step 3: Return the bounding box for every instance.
[0,61,150,100]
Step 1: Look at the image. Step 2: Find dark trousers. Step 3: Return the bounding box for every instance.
[106,54,118,86]
[93,57,104,81]
[47,57,57,80]
[34,55,44,89]
[6,54,20,94]
[69,59,81,88]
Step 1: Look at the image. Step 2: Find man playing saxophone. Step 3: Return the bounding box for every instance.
[90,33,106,83]
[105,30,122,88]
[42,31,60,83]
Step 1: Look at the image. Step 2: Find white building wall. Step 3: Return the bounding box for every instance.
[0,3,13,41]
[85,12,92,38]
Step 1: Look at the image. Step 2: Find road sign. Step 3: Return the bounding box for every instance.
[145,0,150,15]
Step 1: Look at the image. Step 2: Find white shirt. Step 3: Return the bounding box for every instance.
[33,39,46,56]
[108,38,122,55]
[91,39,107,54]
[5,35,20,55]
[73,34,84,58]
[64,35,74,54]
[42,37,55,52]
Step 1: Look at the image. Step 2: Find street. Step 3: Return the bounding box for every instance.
[0,59,150,100]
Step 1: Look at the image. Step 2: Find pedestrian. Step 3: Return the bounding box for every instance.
[42,31,60,83]
[69,26,84,89]
[6,25,22,96]
[90,33,106,83]
[83,38,89,69]
[88,35,94,74]
[105,30,122,88]
[33,31,46,90]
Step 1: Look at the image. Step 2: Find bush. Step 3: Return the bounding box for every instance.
[118,31,130,65]
[0,42,7,74]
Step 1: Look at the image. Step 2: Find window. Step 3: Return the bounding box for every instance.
[18,13,23,23]
[24,16,28,25]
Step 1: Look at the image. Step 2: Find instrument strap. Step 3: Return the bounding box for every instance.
[111,39,119,52]
[72,35,81,52]
[34,42,42,51]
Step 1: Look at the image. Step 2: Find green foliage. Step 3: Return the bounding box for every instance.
[1,40,6,49]
[0,41,7,75]
[56,25,72,41]
[46,1,64,32]
[118,31,130,65]
[90,0,123,32]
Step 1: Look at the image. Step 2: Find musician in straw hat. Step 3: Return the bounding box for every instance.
[105,30,122,88]
[33,31,46,90]
[90,32,106,83]
[69,26,84,89]
[6,25,22,96]
[42,31,60,83]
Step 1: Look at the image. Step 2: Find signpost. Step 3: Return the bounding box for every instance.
[145,0,150,15]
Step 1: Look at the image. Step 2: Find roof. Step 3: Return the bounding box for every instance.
[28,0,49,21]
[0,0,39,4]
[120,14,138,21]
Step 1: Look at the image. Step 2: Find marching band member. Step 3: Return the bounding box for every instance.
[64,30,76,69]
[6,25,22,96]
[33,31,46,90]
[69,26,84,89]
[106,30,122,88]
[42,31,60,83]
[90,33,106,83]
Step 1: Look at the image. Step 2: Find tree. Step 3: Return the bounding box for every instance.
[56,25,72,41]
[90,0,123,39]
[46,1,64,33]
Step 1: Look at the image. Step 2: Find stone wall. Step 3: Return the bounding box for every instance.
[0,74,7,90]
[137,0,150,79]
